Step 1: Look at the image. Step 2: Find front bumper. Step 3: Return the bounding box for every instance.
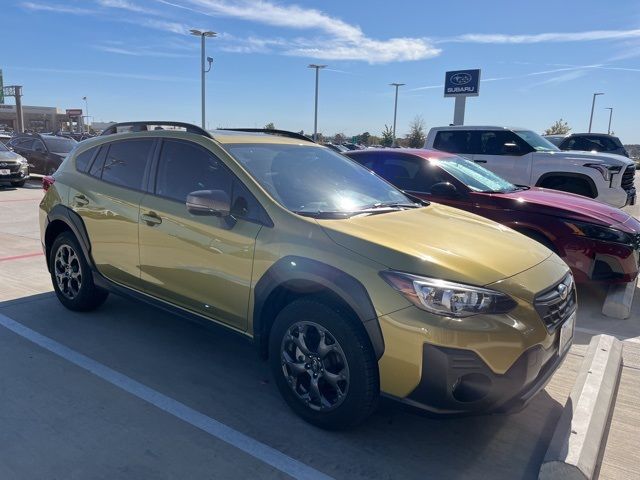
[559,236,639,283]
[401,329,570,414]
[0,167,29,184]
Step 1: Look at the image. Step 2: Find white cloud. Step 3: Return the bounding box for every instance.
[442,29,640,44]
[96,0,154,14]
[21,2,96,15]
[94,44,190,58]
[167,0,440,63]
[8,66,192,82]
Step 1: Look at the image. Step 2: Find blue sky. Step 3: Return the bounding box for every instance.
[2,0,640,141]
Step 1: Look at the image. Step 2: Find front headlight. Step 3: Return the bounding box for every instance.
[380,271,517,318]
[564,220,633,245]
[583,163,621,182]
[17,156,27,165]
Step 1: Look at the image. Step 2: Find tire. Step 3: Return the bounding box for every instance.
[10,180,26,187]
[269,298,379,430]
[49,232,108,311]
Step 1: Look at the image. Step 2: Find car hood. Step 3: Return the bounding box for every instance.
[318,203,554,286]
[0,150,22,162]
[534,150,633,167]
[480,187,637,231]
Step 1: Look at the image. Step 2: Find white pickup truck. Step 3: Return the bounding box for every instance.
[425,126,636,208]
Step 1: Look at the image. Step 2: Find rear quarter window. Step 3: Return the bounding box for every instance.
[433,131,471,154]
[74,147,99,173]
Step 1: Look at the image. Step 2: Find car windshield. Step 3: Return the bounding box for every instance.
[434,155,519,193]
[0,142,9,152]
[543,136,564,147]
[227,143,417,217]
[513,130,559,152]
[44,137,77,153]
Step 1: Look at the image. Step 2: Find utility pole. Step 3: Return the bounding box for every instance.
[190,29,216,128]
[605,107,613,135]
[82,96,89,133]
[390,83,405,145]
[588,92,604,133]
[308,64,326,141]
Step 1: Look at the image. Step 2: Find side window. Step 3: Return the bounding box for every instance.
[74,147,98,173]
[100,139,154,190]
[88,146,107,178]
[33,140,46,152]
[478,131,528,156]
[374,155,446,192]
[231,179,267,223]
[13,138,34,150]
[433,131,471,154]
[156,140,232,203]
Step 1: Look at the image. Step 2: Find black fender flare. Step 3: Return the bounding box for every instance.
[253,256,385,360]
[535,172,598,198]
[45,204,95,272]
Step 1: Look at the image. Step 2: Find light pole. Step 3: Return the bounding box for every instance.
[390,83,405,145]
[82,96,89,133]
[308,64,326,141]
[588,92,604,133]
[605,107,613,135]
[190,29,217,129]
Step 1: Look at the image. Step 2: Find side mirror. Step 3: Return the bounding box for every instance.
[430,182,459,198]
[186,190,231,216]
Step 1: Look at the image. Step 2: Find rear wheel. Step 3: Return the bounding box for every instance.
[49,232,108,311]
[269,298,379,430]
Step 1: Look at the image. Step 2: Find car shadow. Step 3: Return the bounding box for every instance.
[0,292,566,480]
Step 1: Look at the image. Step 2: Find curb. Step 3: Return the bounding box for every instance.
[539,334,623,480]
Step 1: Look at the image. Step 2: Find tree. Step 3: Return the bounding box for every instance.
[333,132,346,144]
[359,132,371,146]
[264,122,275,130]
[381,125,394,147]
[406,116,426,148]
[544,119,571,135]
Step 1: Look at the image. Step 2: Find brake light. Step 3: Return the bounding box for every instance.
[42,175,55,191]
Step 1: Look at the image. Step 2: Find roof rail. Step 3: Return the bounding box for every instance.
[100,121,213,138]
[218,128,315,143]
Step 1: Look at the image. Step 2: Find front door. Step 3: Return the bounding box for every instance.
[138,139,262,330]
[471,130,533,185]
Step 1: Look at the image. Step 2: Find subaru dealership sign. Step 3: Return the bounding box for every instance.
[444,69,481,97]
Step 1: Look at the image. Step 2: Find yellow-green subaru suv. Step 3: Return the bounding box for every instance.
[40,122,576,429]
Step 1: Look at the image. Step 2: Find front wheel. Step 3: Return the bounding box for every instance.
[269,298,379,429]
[49,232,108,311]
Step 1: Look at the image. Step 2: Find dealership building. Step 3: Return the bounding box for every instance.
[0,104,85,132]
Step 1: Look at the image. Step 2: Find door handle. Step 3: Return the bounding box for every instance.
[73,194,89,206]
[141,211,162,226]
[474,159,487,163]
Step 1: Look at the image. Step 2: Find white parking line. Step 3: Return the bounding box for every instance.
[0,313,333,480]
[575,326,640,344]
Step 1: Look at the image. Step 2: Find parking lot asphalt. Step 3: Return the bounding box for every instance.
[0,179,638,479]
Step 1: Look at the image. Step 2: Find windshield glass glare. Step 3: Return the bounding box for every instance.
[514,130,559,152]
[435,155,518,193]
[44,137,77,153]
[228,143,413,215]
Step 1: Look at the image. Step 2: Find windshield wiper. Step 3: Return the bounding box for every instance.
[357,201,424,211]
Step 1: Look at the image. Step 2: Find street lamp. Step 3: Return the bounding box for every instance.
[308,64,326,141]
[588,92,604,133]
[190,29,217,129]
[605,107,613,135]
[389,83,405,145]
[82,96,89,133]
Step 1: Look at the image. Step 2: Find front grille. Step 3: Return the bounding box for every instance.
[534,273,577,332]
[0,162,19,173]
[621,165,635,192]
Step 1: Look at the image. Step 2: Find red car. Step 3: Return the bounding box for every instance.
[346,148,640,284]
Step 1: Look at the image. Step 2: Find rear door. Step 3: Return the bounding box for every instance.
[138,138,263,330]
[470,130,533,185]
[71,138,155,289]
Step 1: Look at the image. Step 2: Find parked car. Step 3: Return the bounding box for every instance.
[425,126,636,208]
[8,133,77,175]
[0,132,12,145]
[544,133,629,157]
[0,140,29,187]
[346,148,640,285]
[323,143,349,153]
[40,121,575,428]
